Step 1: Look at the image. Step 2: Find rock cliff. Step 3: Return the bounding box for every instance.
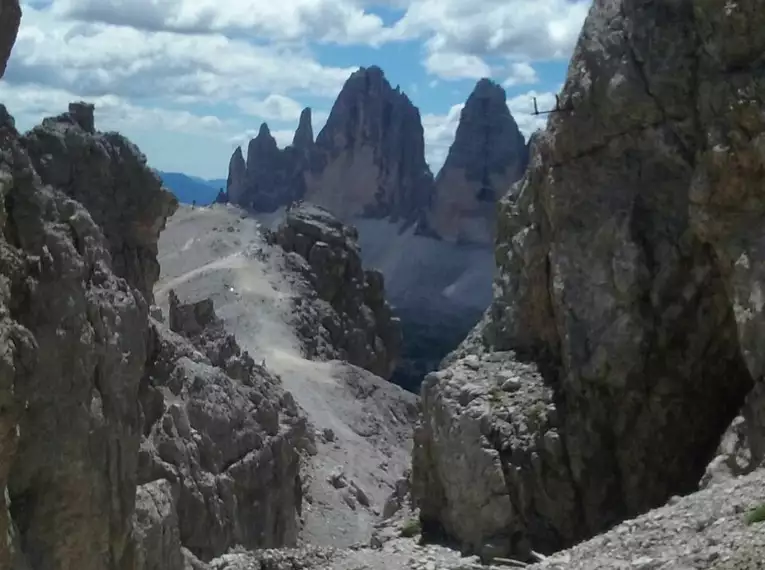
[427,79,528,246]
[227,67,434,227]
[303,66,433,225]
[272,203,402,379]
[136,293,311,566]
[226,147,246,205]
[412,0,765,562]
[23,102,177,302]
[0,9,313,566]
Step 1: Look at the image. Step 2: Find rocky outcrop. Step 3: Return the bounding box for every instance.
[304,66,434,225]
[227,120,311,213]
[0,0,19,78]
[0,13,312,566]
[227,67,434,227]
[413,0,765,562]
[701,381,765,489]
[22,102,178,302]
[226,147,247,205]
[293,107,314,151]
[136,293,311,564]
[0,96,172,570]
[272,203,402,379]
[427,79,528,246]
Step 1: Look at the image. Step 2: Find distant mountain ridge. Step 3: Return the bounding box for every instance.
[158,170,225,205]
[224,66,530,246]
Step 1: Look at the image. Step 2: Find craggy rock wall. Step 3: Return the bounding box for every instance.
[0,96,171,570]
[0,7,311,567]
[273,203,402,379]
[413,0,765,562]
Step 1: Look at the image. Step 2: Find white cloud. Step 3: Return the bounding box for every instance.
[237,94,305,122]
[502,62,538,87]
[389,0,589,80]
[6,4,356,101]
[2,0,579,178]
[507,89,557,140]
[1,82,231,137]
[424,50,491,80]
[421,103,463,172]
[53,0,389,45]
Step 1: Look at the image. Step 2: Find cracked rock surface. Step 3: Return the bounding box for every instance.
[412,0,765,561]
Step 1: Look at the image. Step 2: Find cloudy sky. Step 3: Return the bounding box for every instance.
[0,0,591,179]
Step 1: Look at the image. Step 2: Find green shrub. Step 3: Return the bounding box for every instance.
[400,517,422,538]
[744,503,765,525]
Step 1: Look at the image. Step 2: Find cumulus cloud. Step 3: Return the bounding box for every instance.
[502,62,539,87]
[421,103,463,172]
[6,4,356,102]
[507,89,557,139]
[3,0,579,177]
[54,0,388,45]
[390,0,589,80]
[1,82,231,137]
[237,94,305,122]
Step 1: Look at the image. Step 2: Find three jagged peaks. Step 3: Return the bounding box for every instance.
[225,66,529,245]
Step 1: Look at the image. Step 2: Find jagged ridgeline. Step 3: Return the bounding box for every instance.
[224,66,530,393]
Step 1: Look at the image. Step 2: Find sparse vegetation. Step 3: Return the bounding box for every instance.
[744,502,765,525]
[400,517,422,538]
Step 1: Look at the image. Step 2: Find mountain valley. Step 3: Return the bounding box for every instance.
[1,0,765,569]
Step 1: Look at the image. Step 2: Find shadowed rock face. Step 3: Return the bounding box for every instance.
[136,292,310,565]
[226,146,247,205]
[304,66,434,225]
[226,67,435,228]
[273,203,402,379]
[0,100,163,567]
[428,79,528,246]
[413,0,765,561]
[22,102,178,303]
[0,0,20,78]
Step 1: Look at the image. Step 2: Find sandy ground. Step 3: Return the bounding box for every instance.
[155,204,418,547]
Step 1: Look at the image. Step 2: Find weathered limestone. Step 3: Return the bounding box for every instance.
[273,203,402,379]
[413,0,765,561]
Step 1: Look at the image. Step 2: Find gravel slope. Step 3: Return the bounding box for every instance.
[156,204,418,547]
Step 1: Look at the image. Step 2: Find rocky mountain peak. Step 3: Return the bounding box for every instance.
[305,66,434,224]
[227,145,246,204]
[426,78,528,245]
[292,107,314,149]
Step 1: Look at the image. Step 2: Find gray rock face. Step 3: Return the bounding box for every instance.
[22,103,178,302]
[701,381,765,489]
[305,66,434,225]
[0,0,20,78]
[228,68,434,227]
[428,79,528,246]
[273,203,402,379]
[136,293,311,563]
[413,0,765,561]
[292,107,314,150]
[228,121,309,213]
[0,99,167,567]
[226,147,246,206]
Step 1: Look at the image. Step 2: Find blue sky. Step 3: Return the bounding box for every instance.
[0,0,591,179]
